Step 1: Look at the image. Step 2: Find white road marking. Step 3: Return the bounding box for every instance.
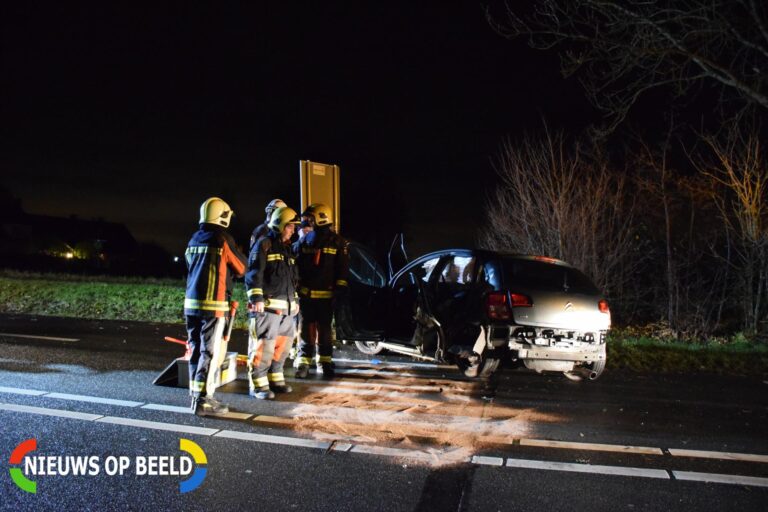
[673,471,768,488]
[141,403,192,414]
[96,416,219,436]
[472,455,504,466]
[0,402,102,421]
[4,397,768,487]
[0,332,79,342]
[0,385,47,396]
[669,448,768,463]
[331,443,354,452]
[505,458,670,479]
[520,438,663,455]
[350,444,437,461]
[46,392,143,408]
[214,429,331,450]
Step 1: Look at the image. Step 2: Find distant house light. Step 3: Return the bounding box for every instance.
[64,252,74,259]
[174,256,180,263]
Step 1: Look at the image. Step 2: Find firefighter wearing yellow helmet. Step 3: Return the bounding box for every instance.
[245,206,301,399]
[294,203,349,379]
[185,197,246,416]
[250,198,287,249]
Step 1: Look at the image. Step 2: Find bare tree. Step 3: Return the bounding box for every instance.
[697,126,768,334]
[490,0,768,133]
[479,129,641,303]
[636,137,729,336]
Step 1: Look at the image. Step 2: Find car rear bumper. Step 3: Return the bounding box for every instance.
[514,345,606,362]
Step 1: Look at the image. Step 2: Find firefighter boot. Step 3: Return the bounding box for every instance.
[250,387,276,400]
[295,364,309,379]
[320,362,335,380]
[192,396,229,416]
[271,382,293,394]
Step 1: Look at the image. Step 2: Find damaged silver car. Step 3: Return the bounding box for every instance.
[335,245,610,381]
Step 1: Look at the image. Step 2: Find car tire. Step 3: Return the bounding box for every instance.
[354,340,384,355]
[458,355,500,378]
[479,357,500,378]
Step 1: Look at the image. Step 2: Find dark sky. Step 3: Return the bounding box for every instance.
[1,2,593,258]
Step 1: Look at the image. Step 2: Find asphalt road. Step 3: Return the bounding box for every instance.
[0,313,766,511]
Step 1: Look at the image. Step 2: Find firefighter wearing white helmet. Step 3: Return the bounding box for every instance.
[245,206,301,400]
[185,197,246,416]
[250,198,287,249]
[294,203,349,379]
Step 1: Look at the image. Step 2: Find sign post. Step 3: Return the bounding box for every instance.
[299,160,341,232]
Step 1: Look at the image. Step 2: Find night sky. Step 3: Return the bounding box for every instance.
[2,2,594,258]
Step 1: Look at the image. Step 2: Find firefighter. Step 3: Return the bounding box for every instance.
[294,203,349,379]
[250,198,286,249]
[245,206,301,399]
[184,197,246,416]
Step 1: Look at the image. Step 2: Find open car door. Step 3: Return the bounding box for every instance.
[334,242,388,342]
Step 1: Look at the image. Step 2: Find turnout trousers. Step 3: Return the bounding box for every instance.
[297,298,334,366]
[186,315,226,398]
[248,312,295,391]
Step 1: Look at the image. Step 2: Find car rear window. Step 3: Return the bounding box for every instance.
[500,258,599,294]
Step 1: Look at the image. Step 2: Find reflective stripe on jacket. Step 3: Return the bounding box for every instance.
[245,230,299,315]
[184,224,246,317]
[294,227,349,299]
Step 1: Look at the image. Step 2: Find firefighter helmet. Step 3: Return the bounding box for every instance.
[199,197,233,228]
[302,203,333,227]
[265,198,287,216]
[268,206,301,233]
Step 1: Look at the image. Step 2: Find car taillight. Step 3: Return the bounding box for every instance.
[598,300,610,314]
[510,293,533,307]
[486,292,511,320]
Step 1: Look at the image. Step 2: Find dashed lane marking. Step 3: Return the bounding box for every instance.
[472,455,505,466]
[95,416,219,436]
[350,444,450,462]
[668,448,768,463]
[0,385,47,396]
[0,402,102,421]
[520,438,663,455]
[673,471,768,488]
[214,429,331,450]
[141,403,192,414]
[0,332,79,342]
[505,458,670,479]
[46,392,144,408]
[3,401,768,487]
[3,386,768,467]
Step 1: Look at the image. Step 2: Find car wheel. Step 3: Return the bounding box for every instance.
[457,355,500,378]
[354,340,384,355]
[479,358,500,378]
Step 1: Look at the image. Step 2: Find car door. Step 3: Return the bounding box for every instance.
[334,242,388,340]
[386,254,443,343]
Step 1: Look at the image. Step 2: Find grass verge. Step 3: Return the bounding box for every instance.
[0,274,765,377]
[0,275,249,330]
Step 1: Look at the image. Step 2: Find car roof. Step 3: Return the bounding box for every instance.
[393,248,574,280]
